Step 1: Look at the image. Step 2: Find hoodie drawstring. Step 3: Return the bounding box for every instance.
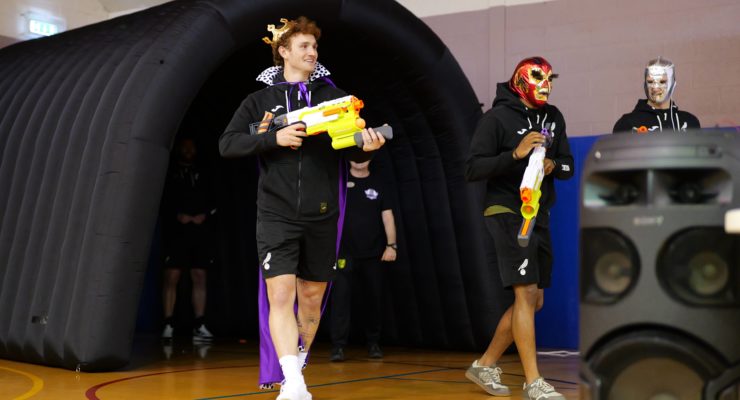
[279,81,313,112]
[675,111,682,131]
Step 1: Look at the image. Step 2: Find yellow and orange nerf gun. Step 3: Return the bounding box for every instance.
[517,124,553,247]
[250,95,393,150]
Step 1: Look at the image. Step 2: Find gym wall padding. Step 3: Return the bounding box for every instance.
[536,135,599,349]
[0,0,512,371]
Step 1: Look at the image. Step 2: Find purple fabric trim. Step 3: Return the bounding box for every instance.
[257,159,348,387]
[257,269,279,385]
[275,81,312,111]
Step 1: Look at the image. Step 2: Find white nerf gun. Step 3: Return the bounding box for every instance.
[517,123,554,247]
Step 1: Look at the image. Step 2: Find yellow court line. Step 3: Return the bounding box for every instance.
[0,366,44,400]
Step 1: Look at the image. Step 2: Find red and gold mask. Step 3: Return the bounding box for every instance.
[509,57,557,108]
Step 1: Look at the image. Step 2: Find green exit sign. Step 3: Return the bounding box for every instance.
[28,19,60,36]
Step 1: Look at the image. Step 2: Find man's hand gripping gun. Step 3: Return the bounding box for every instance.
[250,95,393,150]
[517,125,553,247]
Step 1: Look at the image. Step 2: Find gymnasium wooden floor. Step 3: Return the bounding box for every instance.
[0,338,579,399]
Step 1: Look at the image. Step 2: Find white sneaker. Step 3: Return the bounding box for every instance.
[161,324,173,339]
[192,324,213,342]
[276,380,312,400]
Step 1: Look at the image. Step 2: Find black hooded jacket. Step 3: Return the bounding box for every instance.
[219,69,371,221]
[613,99,700,133]
[465,82,574,225]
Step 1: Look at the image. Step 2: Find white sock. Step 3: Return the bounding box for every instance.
[279,355,303,383]
[297,350,308,369]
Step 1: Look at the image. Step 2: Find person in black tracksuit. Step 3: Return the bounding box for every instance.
[329,159,397,362]
[218,16,385,400]
[161,138,215,342]
[613,99,700,134]
[613,57,700,134]
[465,57,573,400]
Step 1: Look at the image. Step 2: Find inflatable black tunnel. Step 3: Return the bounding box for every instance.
[0,0,509,371]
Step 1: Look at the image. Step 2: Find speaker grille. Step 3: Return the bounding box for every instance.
[581,228,640,304]
[583,328,726,400]
[658,227,740,307]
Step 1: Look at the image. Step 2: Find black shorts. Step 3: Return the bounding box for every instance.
[485,213,552,289]
[165,224,214,270]
[256,213,338,282]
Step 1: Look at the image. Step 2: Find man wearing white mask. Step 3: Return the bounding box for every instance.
[613,57,700,134]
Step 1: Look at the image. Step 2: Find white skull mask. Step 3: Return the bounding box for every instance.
[644,57,676,105]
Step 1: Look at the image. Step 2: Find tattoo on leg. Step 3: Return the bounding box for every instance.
[297,315,320,345]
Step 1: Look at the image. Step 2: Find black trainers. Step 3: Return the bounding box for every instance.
[330,347,345,362]
[368,343,383,359]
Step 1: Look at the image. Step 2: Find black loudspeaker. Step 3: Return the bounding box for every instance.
[579,130,740,400]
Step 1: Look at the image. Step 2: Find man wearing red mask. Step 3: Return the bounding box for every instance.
[465,57,573,399]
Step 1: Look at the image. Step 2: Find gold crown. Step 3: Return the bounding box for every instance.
[262,18,293,46]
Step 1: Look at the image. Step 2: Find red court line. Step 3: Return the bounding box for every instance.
[84,365,255,400]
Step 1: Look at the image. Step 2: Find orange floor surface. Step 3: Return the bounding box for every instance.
[0,339,579,399]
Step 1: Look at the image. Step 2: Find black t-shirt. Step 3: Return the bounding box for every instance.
[340,173,393,258]
[165,164,212,217]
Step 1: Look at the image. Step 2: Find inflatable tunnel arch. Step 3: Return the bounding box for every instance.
[0,0,506,371]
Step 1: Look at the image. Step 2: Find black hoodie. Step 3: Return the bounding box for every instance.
[219,69,371,221]
[612,99,700,133]
[465,82,574,225]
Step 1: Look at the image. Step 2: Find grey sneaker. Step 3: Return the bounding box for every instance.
[523,377,565,400]
[192,324,214,343]
[465,359,511,396]
[161,324,174,340]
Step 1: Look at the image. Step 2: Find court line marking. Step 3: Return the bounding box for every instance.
[0,365,45,400]
[83,351,510,400]
[195,367,451,399]
[84,365,257,400]
[384,376,474,384]
[386,373,579,387]
[84,348,578,399]
[502,372,579,386]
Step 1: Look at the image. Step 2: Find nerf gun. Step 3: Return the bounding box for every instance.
[517,124,554,247]
[250,95,393,150]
